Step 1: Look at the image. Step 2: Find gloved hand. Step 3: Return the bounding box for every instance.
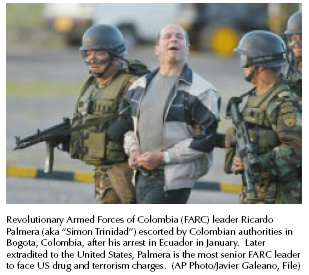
[57,135,70,153]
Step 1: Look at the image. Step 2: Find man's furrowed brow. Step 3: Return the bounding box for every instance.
[162,32,185,38]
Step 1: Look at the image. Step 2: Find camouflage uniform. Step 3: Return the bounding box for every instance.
[67,24,147,204]
[70,73,137,204]
[225,79,302,204]
[286,70,302,98]
[284,10,302,98]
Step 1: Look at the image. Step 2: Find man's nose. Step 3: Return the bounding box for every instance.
[294,41,302,49]
[170,35,179,42]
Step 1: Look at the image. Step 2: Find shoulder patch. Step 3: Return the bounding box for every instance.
[282,112,296,127]
[279,101,297,127]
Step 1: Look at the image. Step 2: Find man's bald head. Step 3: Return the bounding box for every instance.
[155,24,190,67]
[157,24,190,47]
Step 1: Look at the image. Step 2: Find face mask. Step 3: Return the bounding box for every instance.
[288,40,302,50]
[287,35,302,49]
[81,50,114,78]
[82,50,111,65]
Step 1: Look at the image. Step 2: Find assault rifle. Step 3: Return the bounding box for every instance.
[226,97,259,197]
[14,114,117,173]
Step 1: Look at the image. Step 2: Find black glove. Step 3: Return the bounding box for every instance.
[57,135,70,153]
[107,118,133,142]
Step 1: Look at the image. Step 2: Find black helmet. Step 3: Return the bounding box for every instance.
[285,11,302,35]
[235,30,286,68]
[80,24,127,58]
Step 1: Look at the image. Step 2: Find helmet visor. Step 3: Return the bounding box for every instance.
[240,54,249,68]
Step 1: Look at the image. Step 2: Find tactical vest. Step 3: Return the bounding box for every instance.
[69,72,136,165]
[241,83,292,201]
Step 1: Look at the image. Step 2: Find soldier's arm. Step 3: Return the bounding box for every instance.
[259,97,302,180]
[107,119,133,141]
[107,76,137,141]
[224,127,236,174]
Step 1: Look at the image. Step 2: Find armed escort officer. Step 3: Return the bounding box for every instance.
[224,30,302,204]
[119,24,220,204]
[63,24,145,204]
[284,11,302,97]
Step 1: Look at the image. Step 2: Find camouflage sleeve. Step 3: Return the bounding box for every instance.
[259,96,302,181]
[224,127,236,174]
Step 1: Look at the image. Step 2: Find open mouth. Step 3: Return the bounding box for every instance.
[168,46,179,51]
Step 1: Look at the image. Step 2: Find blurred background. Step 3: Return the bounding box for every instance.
[7,3,300,53]
[6,3,301,204]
